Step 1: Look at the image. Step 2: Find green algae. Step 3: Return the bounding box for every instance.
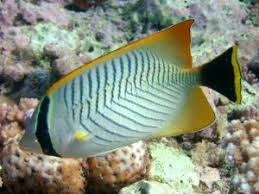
[22,22,78,68]
[122,0,187,33]
[28,22,78,54]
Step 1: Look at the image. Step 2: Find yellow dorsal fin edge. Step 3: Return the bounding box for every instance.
[46,19,194,94]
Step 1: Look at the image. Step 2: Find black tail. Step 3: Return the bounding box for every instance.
[199,46,242,104]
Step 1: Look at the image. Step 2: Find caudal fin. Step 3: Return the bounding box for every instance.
[199,46,242,104]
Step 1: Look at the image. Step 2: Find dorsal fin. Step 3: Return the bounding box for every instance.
[145,19,193,69]
[47,19,194,94]
[154,87,215,137]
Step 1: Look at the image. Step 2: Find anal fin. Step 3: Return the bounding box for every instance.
[155,87,216,137]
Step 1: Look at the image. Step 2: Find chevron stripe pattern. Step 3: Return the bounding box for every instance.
[50,48,198,155]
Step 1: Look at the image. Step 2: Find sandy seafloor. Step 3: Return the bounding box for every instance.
[0,0,258,194]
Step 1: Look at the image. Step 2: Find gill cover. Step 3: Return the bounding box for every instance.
[20,96,60,156]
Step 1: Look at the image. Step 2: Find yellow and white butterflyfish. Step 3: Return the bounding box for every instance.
[20,19,242,158]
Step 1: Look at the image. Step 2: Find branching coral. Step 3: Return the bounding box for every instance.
[0,98,39,150]
[0,98,150,194]
[225,119,259,194]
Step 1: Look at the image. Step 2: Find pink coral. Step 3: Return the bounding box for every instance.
[1,139,87,194]
[19,1,70,27]
[225,119,259,194]
[242,65,258,85]
[0,0,19,26]
[0,98,39,149]
[191,140,225,167]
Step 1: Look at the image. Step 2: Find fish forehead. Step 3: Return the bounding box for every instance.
[50,49,189,156]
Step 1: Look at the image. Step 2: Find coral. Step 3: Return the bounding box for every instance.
[53,54,91,75]
[120,141,225,194]
[242,65,258,85]
[0,0,19,27]
[197,166,221,189]
[179,123,219,148]
[225,119,259,194]
[1,0,256,100]
[19,1,70,26]
[12,70,54,99]
[23,22,80,68]
[0,0,70,27]
[0,98,38,150]
[110,0,249,66]
[0,29,51,98]
[190,140,225,167]
[1,138,150,194]
[86,141,150,194]
[239,105,259,122]
[228,81,259,121]
[0,98,38,125]
[1,63,28,82]
[0,0,258,193]
[0,99,150,194]
[244,0,259,26]
[1,138,87,194]
[0,30,34,83]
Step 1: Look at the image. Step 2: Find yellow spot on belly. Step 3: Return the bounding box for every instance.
[74,130,88,141]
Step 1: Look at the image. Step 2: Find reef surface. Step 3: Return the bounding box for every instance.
[0,0,258,194]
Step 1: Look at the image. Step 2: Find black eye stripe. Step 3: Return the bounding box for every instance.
[36,96,60,157]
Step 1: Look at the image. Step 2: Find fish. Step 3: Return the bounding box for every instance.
[20,19,242,158]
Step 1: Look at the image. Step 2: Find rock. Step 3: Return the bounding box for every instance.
[197,166,221,189]
[147,143,200,194]
[119,180,175,194]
